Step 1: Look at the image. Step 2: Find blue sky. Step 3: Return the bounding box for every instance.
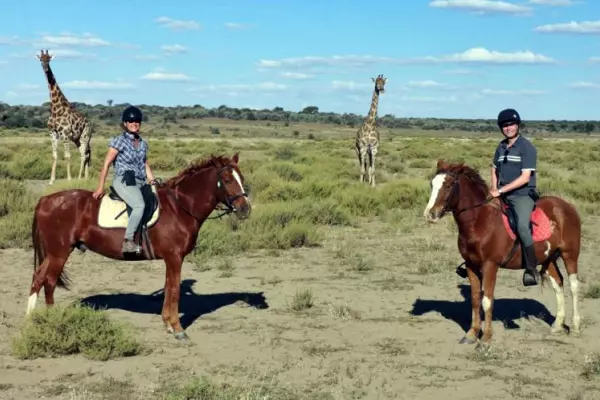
[1,0,598,120]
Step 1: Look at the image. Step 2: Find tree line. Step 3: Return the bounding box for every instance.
[0,101,597,135]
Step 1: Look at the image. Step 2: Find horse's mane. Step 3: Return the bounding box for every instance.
[165,154,232,187]
[435,160,490,199]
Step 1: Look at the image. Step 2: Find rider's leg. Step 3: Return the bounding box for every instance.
[112,176,145,252]
[507,194,539,286]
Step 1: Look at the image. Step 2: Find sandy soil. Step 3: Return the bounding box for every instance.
[1,212,600,399]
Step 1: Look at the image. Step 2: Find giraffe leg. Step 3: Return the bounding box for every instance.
[369,144,377,187]
[49,133,58,185]
[63,140,71,181]
[360,148,367,183]
[78,143,88,180]
[368,144,377,187]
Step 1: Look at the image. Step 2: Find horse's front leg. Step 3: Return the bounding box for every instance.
[479,261,498,347]
[460,263,482,344]
[164,254,189,341]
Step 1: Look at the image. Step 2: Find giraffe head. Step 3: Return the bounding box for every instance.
[371,74,387,94]
[37,49,53,73]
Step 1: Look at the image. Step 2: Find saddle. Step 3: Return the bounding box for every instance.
[499,190,552,243]
[97,184,161,256]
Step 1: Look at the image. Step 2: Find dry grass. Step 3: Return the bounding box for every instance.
[1,120,600,399]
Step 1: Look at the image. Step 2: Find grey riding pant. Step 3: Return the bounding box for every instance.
[505,194,536,247]
[112,176,145,241]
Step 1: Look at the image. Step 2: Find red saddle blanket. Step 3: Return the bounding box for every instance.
[501,206,552,242]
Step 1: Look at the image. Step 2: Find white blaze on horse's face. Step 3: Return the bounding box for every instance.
[423,173,447,222]
[232,169,249,203]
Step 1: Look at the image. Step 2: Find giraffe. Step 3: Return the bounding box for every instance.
[37,49,92,185]
[355,74,387,187]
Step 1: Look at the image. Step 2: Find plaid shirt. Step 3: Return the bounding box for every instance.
[109,132,148,181]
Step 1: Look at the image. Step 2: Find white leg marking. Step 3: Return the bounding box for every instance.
[569,274,581,333]
[544,241,551,257]
[26,293,38,316]
[482,296,492,312]
[423,173,446,219]
[546,273,565,333]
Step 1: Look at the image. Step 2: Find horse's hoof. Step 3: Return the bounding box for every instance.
[475,342,491,352]
[174,331,190,341]
[550,323,568,335]
[459,336,477,345]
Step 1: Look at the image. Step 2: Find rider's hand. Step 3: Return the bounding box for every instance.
[489,188,501,198]
[92,187,104,199]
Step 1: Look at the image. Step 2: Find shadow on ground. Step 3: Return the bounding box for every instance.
[79,279,269,329]
[409,284,555,333]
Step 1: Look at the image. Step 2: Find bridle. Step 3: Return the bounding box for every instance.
[163,164,249,221]
[440,172,494,216]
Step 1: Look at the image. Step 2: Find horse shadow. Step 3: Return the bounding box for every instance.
[79,279,269,330]
[409,284,555,333]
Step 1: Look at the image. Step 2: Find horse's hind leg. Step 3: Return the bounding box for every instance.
[561,251,581,334]
[544,259,567,334]
[27,253,70,316]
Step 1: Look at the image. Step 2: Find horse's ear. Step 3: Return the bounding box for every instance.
[436,159,446,170]
[232,152,239,164]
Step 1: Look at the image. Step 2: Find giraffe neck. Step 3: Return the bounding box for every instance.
[364,89,379,129]
[44,65,70,111]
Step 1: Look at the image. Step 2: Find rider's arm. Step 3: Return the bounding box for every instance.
[145,160,155,183]
[96,147,119,189]
[490,147,499,190]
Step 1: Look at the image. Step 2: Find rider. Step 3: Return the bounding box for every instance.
[92,105,157,254]
[489,108,541,287]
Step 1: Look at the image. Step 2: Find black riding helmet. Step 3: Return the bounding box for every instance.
[497,108,521,127]
[122,105,143,123]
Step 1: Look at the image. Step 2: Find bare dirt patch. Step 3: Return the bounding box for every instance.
[1,211,600,399]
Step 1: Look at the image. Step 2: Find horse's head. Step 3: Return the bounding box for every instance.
[214,153,251,219]
[423,159,489,223]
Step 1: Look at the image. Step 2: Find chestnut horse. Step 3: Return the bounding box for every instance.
[423,159,582,347]
[26,153,251,340]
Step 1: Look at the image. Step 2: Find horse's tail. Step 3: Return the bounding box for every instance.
[31,205,43,272]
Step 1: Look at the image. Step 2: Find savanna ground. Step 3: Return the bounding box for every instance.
[1,119,600,399]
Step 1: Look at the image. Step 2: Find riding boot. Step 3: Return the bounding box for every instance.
[122,239,141,254]
[522,244,540,286]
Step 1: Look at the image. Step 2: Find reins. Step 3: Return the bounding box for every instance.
[156,164,246,222]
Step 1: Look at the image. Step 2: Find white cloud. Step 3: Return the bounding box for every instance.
[481,88,549,95]
[161,44,188,55]
[429,0,532,15]
[134,54,161,61]
[155,17,201,30]
[590,57,600,63]
[534,20,600,34]
[331,80,371,92]
[34,33,110,48]
[61,81,135,90]
[280,72,312,80]
[257,48,555,71]
[225,23,251,29]
[0,36,20,45]
[17,84,40,90]
[528,0,575,5]
[406,80,447,88]
[440,47,555,63]
[186,82,287,97]
[567,81,600,89]
[11,49,97,60]
[399,95,458,103]
[140,71,194,82]
[256,55,397,70]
